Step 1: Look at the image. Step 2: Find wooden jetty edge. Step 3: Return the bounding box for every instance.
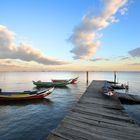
[47,80,140,140]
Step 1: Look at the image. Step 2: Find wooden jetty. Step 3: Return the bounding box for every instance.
[47,80,140,140]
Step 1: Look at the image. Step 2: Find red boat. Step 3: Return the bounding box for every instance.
[52,77,78,84]
[0,88,54,101]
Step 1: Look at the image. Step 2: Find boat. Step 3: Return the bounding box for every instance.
[110,72,129,90]
[52,77,78,84]
[0,88,54,101]
[111,84,128,90]
[0,90,38,95]
[107,81,118,84]
[33,80,70,87]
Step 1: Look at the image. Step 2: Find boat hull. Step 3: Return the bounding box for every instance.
[52,77,78,84]
[0,88,54,101]
[0,90,37,95]
[111,85,125,90]
[33,81,69,87]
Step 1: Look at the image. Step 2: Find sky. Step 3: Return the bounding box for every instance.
[0,0,140,71]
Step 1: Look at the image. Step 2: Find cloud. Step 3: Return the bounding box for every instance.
[90,57,109,62]
[120,7,128,15]
[0,25,69,65]
[128,63,140,65]
[120,56,130,60]
[128,47,140,57]
[69,0,128,60]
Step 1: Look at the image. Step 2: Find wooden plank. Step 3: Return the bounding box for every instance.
[63,116,140,134]
[47,133,68,140]
[74,103,128,116]
[53,125,114,140]
[71,107,134,123]
[47,80,140,140]
[58,121,140,140]
[67,111,137,127]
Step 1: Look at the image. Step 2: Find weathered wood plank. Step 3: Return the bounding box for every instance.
[62,116,140,135]
[47,80,140,140]
[67,111,137,127]
[74,103,128,116]
[53,126,114,140]
[47,133,68,140]
[71,107,134,123]
[58,121,140,140]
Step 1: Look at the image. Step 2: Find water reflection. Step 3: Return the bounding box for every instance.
[124,104,140,126]
[0,98,53,106]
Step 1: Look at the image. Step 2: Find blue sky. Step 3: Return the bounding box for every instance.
[0,0,140,71]
[0,0,95,59]
[98,1,140,58]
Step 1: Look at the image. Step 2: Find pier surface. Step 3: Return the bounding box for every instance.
[47,80,140,140]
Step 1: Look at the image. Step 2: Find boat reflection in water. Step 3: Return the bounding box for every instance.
[0,98,53,106]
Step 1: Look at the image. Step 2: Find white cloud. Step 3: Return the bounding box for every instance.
[128,63,140,65]
[69,0,128,60]
[90,57,109,62]
[120,56,130,60]
[120,7,128,15]
[0,25,69,65]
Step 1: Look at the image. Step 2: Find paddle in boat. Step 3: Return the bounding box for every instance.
[52,77,78,84]
[33,80,70,87]
[0,88,54,101]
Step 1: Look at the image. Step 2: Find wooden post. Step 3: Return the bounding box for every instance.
[114,71,116,84]
[86,71,89,85]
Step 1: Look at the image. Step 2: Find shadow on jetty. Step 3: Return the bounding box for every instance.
[0,98,53,106]
[115,92,140,104]
[119,97,140,105]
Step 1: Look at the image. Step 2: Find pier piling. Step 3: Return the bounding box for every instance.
[86,71,89,85]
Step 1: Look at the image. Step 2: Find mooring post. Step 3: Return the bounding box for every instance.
[114,71,116,84]
[86,71,89,85]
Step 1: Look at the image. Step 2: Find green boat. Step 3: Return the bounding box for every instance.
[33,80,70,87]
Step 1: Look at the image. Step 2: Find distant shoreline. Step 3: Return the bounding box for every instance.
[0,71,140,72]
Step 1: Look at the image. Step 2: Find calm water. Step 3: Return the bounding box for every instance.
[0,71,140,140]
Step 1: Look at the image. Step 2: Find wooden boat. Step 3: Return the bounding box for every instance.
[0,90,38,95]
[111,84,127,90]
[107,81,129,90]
[52,77,78,84]
[33,80,70,87]
[107,81,118,84]
[0,88,54,101]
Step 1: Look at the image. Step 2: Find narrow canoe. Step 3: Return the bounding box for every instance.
[52,77,78,84]
[0,88,54,101]
[111,84,126,90]
[0,90,38,95]
[33,80,70,87]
